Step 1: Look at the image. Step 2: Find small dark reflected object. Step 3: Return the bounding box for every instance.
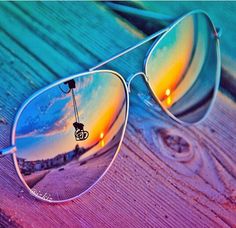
[80,161,87,166]
[73,122,89,141]
[64,79,76,89]
[58,168,64,171]
[63,79,89,141]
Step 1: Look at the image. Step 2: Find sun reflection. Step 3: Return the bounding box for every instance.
[165,88,172,107]
[166,96,172,107]
[165,88,171,96]
[99,132,105,147]
[100,140,105,148]
[100,132,104,139]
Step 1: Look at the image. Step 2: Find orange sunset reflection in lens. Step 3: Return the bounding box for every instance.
[14,71,127,201]
[147,16,194,103]
[147,12,218,123]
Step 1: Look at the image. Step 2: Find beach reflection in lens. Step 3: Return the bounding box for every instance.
[146,12,219,123]
[14,71,127,201]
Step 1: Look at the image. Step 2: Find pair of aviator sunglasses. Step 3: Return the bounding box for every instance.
[0,5,221,203]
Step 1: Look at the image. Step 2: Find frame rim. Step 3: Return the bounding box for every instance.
[143,9,221,126]
[11,69,130,203]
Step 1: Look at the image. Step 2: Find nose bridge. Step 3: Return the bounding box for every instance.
[126,72,149,93]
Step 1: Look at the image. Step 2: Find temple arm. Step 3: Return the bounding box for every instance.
[105,2,175,24]
[0,146,16,157]
[105,2,222,37]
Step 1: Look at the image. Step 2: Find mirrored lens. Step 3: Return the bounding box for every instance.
[14,71,127,202]
[146,12,220,123]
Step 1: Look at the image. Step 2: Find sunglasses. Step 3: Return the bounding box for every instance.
[0,7,221,203]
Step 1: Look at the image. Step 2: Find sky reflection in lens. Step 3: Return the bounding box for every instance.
[15,71,127,201]
[147,12,219,123]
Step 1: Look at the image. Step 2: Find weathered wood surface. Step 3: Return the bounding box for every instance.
[0,2,236,227]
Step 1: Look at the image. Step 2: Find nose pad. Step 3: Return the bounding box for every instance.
[126,72,149,93]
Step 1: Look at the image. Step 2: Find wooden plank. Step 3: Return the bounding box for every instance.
[0,1,236,227]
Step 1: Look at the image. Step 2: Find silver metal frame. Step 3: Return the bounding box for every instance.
[89,27,169,71]
[0,8,221,203]
[12,70,129,203]
[143,10,221,126]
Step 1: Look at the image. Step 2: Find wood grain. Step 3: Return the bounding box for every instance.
[0,2,236,227]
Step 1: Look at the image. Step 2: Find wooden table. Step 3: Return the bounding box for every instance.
[0,2,236,227]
